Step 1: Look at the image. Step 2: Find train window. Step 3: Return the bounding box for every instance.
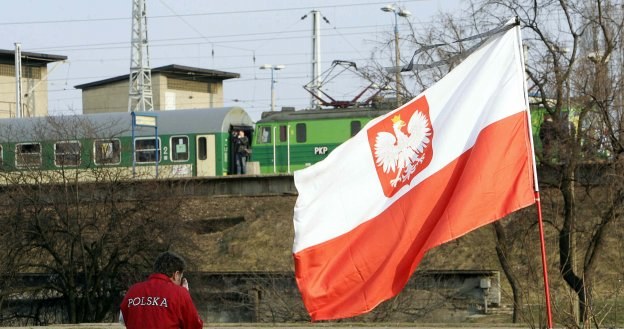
[171,136,189,161]
[279,125,288,142]
[54,141,81,167]
[351,121,362,137]
[296,123,306,143]
[198,137,207,160]
[94,139,121,165]
[135,137,162,163]
[257,126,271,144]
[16,143,41,168]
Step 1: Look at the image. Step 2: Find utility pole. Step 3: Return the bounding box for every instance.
[311,10,321,109]
[381,4,411,107]
[128,0,154,112]
[14,43,22,118]
[302,10,329,109]
[393,22,401,106]
[259,64,286,112]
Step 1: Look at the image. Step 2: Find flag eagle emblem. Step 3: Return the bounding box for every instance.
[367,96,434,196]
[374,112,431,186]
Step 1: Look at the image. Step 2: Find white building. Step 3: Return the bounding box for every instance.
[0,49,67,118]
[75,64,240,114]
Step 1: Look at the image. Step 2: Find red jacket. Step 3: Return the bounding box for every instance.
[120,273,203,329]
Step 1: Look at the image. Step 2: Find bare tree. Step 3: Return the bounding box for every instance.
[0,117,193,324]
[510,1,623,325]
[367,0,624,326]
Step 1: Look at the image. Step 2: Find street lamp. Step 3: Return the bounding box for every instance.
[381,4,411,106]
[259,64,286,112]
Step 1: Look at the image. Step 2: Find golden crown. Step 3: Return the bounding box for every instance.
[391,115,403,124]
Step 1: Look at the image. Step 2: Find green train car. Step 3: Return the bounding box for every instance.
[0,107,253,182]
[251,107,392,174]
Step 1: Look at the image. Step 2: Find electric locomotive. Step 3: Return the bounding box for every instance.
[250,106,393,174]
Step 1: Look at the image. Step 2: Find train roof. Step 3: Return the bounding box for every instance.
[256,107,392,123]
[0,107,253,143]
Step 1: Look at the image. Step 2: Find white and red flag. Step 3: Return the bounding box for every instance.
[292,22,537,321]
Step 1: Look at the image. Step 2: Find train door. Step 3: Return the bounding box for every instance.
[196,135,216,176]
[276,124,291,173]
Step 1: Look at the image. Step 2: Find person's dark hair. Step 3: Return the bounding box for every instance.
[153,251,186,276]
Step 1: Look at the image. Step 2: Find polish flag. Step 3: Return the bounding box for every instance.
[292,22,536,321]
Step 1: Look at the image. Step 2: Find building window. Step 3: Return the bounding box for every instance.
[0,64,41,79]
[171,136,189,161]
[135,137,161,163]
[279,125,288,142]
[94,139,121,165]
[167,78,216,93]
[16,143,41,168]
[54,141,81,167]
[351,121,362,137]
[257,126,271,144]
[296,123,306,143]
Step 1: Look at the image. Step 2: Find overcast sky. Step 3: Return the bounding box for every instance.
[1,0,463,121]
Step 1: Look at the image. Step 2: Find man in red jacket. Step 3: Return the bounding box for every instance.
[120,251,203,329]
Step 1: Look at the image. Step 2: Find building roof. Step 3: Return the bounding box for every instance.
[0,49,67,66]
[75,64,240,90]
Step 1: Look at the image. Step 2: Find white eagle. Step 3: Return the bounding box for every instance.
[374,111,432,187]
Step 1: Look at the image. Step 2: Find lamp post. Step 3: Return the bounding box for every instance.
[381,4,411,106]
[259,64,286,112]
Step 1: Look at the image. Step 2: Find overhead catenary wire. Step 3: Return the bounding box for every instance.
[2,0,478,116]
[29,22,419,53]
[0,1,432,26]
[157,0,255,56]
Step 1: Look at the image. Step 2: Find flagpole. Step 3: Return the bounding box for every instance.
[534,191,554,328]
[515,18,554,329]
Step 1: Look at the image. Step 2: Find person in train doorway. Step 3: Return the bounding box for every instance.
[234,130,250,174]
[119,251,203,329]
